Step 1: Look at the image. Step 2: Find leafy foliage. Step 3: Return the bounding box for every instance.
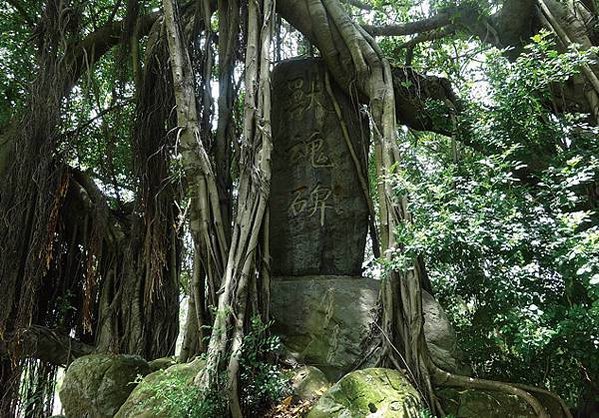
[239,317,290,416]
[133,316,289,418]
[132,363,227,418]
[385,34,599,405]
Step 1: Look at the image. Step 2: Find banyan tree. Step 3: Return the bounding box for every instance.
[0,0,597,416]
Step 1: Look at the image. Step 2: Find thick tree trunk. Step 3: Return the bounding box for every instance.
[0,6,175,413]
[163,1,275,416]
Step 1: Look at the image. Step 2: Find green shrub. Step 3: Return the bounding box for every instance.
[239,316,290,416]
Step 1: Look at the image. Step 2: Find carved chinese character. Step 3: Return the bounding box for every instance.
[306,134,333,168]
[307,184,332,226]
[289,187,308,217]
[284,75,327,116]
[288,184,333,226]
[288,132,334,168]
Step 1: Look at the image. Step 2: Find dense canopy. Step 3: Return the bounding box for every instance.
[0,0,597,417]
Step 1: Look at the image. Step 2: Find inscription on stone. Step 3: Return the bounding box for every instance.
[270,58,369,276]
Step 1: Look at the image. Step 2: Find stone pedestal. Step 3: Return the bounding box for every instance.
[271,276,378,380]
[270,276,468,380]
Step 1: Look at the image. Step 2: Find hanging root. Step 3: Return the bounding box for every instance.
[164,0,275,416]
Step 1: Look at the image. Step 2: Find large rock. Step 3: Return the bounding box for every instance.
[271,276,468,379]
[439,388,569,418]
[271,276,378,379]
[422,290,471,375]
[307,368,421,418]
[438,388,541,418]
[59,354,150,418]
[288,366,331,400]
[115,358,205,418]
[270,58,369,276]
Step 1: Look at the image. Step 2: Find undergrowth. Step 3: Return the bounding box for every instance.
[137,316,288,417]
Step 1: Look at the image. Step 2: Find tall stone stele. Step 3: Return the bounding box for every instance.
[269,58,372,379]
[270,58,369,277]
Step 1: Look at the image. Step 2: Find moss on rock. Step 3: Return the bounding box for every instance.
[115,358,206,418]
[307,368,421,418]
[288,366,331,400]
[437,388,538,418]
[59,354,150,418]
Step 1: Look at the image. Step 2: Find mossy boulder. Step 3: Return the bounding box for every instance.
[288,366,331,400]
[438,388,538,418]
[422,290,471,375]
[307,368,421,418]
[115,358,205,418]
[59,354,150,418]
[147,356,178,372]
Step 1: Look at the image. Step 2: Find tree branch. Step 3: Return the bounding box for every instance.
[362,10,455,36]
[1,326,94,366]
[65,11,160,92]
[343,0,375,10]
[392,66,460,135]
[360,0,537,56]
[399,26,456,50]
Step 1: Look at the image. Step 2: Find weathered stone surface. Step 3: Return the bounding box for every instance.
[422,290,471,375]
[288,366,331,400]
[59,354,150,418]
[147,356,178,372]
[438,388,540,418]
[271,276,468,379]
[270,58,369,276]
[307,368,421,418]
[115,358,205,418]
[271,276,378,379]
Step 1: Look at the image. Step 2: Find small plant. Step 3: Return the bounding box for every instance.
[133,361,227,418]
[239,316,290,416]
[134,318,288,417]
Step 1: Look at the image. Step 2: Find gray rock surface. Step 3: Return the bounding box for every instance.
[59,354,150,418]
[307,368,421,418]
[438,388,541,418]
[422,290,471,375]
[288,366,331,400]
[271,276,378,379]
[270,58,369,276]
[271,276,468,379]
[147,356,177,372]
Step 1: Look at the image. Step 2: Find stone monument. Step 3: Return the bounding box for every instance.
[269,58,467,380]
[269,58,373,379]
[270,57,369,277]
